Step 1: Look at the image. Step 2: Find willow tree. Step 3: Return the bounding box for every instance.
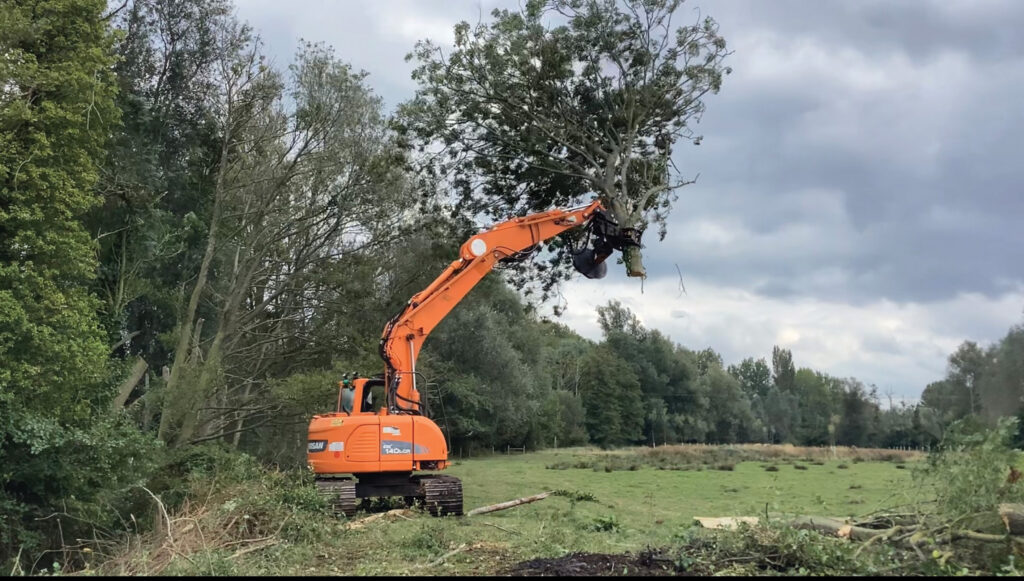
[398,0,729,280]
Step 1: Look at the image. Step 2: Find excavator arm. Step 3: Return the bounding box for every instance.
[379,200,618,414]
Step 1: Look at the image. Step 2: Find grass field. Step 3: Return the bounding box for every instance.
[88,444,923,576]
[318,446,920,576]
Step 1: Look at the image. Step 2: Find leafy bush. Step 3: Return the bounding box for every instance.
[1,416,157,570]
[913,417,1024,532]
[553,490,598,503]
[669,523,900,575]
[590,514,621,532]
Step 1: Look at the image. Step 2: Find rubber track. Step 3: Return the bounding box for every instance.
[316,479,358,518]
[421,474,463,516]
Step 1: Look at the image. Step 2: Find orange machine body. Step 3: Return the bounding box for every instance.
[307,379,450,475]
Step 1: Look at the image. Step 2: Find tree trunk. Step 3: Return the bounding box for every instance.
[157,164,225,444]
[111,357,148,412]
[467,491,554,516]
[622,244,646,278]
[603,197,647,278]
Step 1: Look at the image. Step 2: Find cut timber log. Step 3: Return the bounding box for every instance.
[467,491,554,516]
[999,504,1024,535]
[788,516,882,541]
[695,515,893,541]
[694,517,760,530]
[344,509,414,530]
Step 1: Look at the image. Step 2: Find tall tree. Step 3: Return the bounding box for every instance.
[728,357,772,400]
[90,0,235,389]
[771,345,796,392]
[579,346,644,447]
[0,0,149,560]
[978,326,1024,422]
[399,0,730,283]
[156,37,412,448]
[947,341,986,417]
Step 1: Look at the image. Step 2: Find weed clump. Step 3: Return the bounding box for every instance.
[553,489,598,503]
[590,514,621,532]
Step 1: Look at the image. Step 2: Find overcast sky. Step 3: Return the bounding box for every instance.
[235,0,1024,403]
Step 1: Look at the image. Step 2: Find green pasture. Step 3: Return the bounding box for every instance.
[318,447,918,576]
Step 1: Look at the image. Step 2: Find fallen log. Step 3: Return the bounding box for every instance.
[417,543,469,568]
[467,491,554,516]
[696,513,1024,550]
[789,516,883,541]
[694,517,760,530]
[344,509,415,530]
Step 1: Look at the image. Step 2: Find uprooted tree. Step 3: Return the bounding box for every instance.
[398,0,730,287]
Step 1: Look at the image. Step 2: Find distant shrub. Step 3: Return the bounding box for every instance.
[837,464,849,469]
[764,465,779,472]
[794,464,808,470]
[553,489,598,503]
[716,463,735,471]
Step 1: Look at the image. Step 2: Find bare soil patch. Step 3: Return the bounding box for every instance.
[505,550,695,576]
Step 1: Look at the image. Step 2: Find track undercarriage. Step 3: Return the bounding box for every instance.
[316,473,463,518]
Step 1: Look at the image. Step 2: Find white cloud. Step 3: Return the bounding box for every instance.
[552,274,1024,400]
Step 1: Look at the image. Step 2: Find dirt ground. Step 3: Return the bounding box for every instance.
[504,550,694,576]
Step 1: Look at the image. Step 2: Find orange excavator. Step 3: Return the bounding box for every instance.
[306,199,639,516]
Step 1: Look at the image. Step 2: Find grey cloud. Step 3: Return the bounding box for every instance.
[645,0,1024,304]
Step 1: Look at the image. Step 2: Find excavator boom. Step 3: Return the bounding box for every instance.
[379,200,607,415]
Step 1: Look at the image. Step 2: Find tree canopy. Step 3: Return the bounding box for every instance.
[398,0,730,285]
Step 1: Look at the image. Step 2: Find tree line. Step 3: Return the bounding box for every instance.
[2,0,1022,567]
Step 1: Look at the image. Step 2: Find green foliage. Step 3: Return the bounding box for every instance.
[671,522,901,575]
[590,514,621,532]
[579,346,644,447]
[0,0,158,564]
[552,489,598,503]
[914,417,1024,529]
[399,0,730,284]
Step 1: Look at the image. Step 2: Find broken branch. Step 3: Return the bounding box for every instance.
[467,491,555,516]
